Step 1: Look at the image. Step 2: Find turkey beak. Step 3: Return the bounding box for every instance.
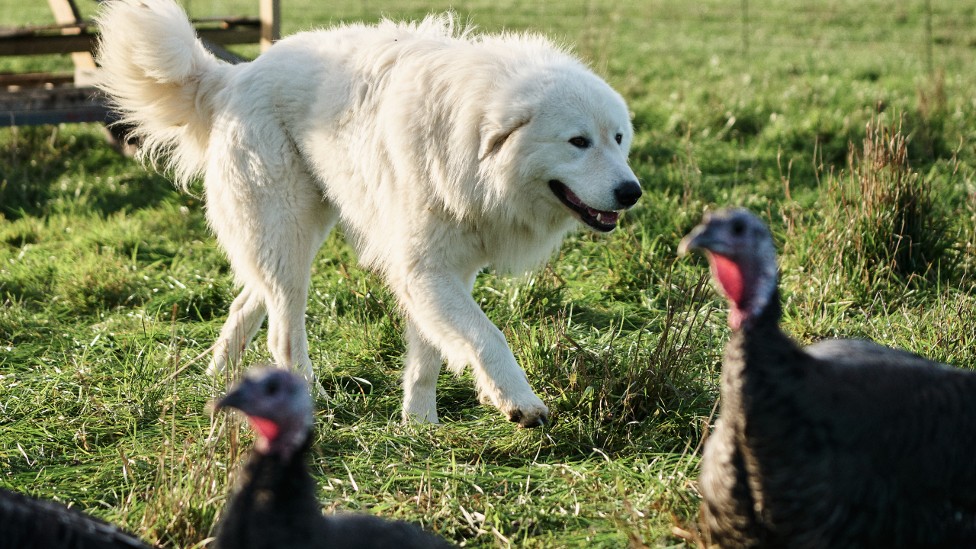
[679,212,733,257]
[679,223,714,257]
[216,380,255,413]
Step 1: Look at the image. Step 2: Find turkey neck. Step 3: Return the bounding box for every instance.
[241,432,318,506]
[215,431,323,547]
[721,289,809,431]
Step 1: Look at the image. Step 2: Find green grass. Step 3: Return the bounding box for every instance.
[2,1,976,547]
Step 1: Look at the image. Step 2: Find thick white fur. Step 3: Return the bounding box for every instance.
[96,0,639,426]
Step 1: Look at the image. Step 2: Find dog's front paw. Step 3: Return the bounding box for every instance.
[503,397,549,428]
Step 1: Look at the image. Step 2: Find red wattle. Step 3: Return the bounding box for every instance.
[247,416,280,441]
[708,252,745,307]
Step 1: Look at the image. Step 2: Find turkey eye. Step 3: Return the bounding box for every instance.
[265,378,280,395]
[614,133,623,144]
[568,136,590,149]
[731,219,746,236]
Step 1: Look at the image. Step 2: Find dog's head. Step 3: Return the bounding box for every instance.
[479,65,640,233]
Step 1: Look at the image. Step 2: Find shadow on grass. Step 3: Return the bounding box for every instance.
[0,126,179,220]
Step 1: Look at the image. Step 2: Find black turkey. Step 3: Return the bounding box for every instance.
[680,207,976,548]
[213,367,457,549]
[0,486,153,548]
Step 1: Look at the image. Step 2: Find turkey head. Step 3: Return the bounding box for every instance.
[678,207,779,329]
[217,367,314,458]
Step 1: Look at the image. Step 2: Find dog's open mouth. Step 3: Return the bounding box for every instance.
[549,180,619,232]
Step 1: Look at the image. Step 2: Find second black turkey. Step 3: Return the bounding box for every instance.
[213,367,457,549]
[680,207,976,548]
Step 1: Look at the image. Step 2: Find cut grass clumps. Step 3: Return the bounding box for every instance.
[516,265,716,454]
[790,115,957,302]
[845,116,954,279]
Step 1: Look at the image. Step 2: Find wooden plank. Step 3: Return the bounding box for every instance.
[0,105,108,126]
[47,0,97,85]
[0,33,95,57]
[184,27,265,47]
[0,27,261,57]
[0,22,93,36]
[259,0,280,51]
[0,85,108,127]
[0,72,74,87]
[199,39,247,64]
[44,0,83,25]
[0,1,277,129]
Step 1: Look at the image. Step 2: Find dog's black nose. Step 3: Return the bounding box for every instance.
[614,181,642,208]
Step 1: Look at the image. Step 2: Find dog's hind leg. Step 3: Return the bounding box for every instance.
[207,285,267,375]
[203,137,337,388]
[401,321,443,424]
[255,203,337,385]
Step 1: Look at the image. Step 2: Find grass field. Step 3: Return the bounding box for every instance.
[2,1,975,547]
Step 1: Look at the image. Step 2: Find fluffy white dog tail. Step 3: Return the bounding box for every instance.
[95,0,229,189]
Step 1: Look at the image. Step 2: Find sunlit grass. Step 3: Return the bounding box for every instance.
[2,1,976,547]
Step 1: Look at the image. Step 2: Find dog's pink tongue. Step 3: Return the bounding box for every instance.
[563,187,586,207]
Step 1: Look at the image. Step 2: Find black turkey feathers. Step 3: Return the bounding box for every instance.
[213,367,456,549]
[681,208,976,548]
[0,487,154,549]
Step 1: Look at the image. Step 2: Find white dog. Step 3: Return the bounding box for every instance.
[95,0,641,427]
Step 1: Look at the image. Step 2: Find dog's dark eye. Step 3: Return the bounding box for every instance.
[614,133,623,145]
[568,136,590,149]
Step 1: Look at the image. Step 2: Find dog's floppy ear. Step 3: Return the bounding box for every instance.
[479,115,530,160]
